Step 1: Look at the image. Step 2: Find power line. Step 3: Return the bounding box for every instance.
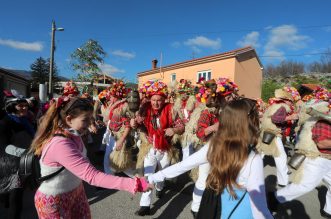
[260,52,330,58]
[56,24,331,42]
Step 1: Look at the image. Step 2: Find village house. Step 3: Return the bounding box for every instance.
[137,46,263,98]
[0,67,31,109]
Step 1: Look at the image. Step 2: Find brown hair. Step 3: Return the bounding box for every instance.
[30,97,93,155]
[206,98,259,198]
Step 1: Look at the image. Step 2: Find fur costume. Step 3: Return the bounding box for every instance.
[289,101,330,184]
[108,101,135,172]
[109,125,134,171]
[181,103,208,149]
[188,105,217,182]
[257,103,291,157]
[171,95,197,145]
[136,131,151,170]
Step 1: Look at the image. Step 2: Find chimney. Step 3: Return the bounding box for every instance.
[152,59,158,69]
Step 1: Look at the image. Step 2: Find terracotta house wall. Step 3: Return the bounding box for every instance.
[138,58,236,87]
[137,47,262,99]
[234,53,262,98]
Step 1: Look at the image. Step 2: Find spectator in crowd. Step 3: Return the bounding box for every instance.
[0,90,36,219]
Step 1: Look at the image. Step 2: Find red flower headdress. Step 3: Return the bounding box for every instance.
[215,77,239,96]
[177,79,194,95]
[283,86,301,102]
[109,81,129,99]
[144,80,168,98]
[63,81,79,97]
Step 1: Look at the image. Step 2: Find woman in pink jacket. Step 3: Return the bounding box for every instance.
[30,96,149,219]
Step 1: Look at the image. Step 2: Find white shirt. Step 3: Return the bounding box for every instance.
[148,144,273,219]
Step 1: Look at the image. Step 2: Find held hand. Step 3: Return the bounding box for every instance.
[130,118,137,129]
[89,124,98,134]
[164,128,175,137]
[136,115,145,124]
[135,177,153,193]
[212,122,219,132]
[147,183,155,192]
[116,140,124,151]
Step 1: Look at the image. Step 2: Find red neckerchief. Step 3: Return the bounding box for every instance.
[144,103,173,151]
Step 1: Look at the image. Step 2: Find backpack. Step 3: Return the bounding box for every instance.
[18,134,65,189]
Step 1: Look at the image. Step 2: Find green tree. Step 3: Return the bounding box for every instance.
[30,57,58,89]
[261,79,283,101]
[70,39,106,83]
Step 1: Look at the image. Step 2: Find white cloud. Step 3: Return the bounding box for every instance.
[0,38,43,51]
[263,25,310,61]
[111,50,135,59]
[99,63,125,76]
[237,31,260,48]
[265,25,310,51]
[184,36,221,51]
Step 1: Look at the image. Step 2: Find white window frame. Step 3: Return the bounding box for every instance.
[171,73,176,82]
[197,70,212,82]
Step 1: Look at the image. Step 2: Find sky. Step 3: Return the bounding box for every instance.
[0,0,331,83]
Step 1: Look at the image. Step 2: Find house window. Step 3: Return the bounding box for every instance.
[171,73,176,82]
[197,70,212,82]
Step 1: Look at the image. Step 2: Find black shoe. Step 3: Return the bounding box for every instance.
[191,210,197,218]
[267,191,280,213]
[156,189,164,198]
[321,209,331,218]
[135,206,151,216]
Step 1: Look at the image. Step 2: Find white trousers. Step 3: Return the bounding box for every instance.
[182,142,194,160]
[192,162,210,212]
[140,148,170,207]
[277,156,331,214]
[274,137,289,186]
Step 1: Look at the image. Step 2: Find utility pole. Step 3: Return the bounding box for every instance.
[48,20,64,100]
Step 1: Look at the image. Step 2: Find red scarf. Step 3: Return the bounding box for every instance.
[144,103,173,151]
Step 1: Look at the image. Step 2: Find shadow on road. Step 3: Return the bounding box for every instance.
[317,185,327,212]
[150,173,193,218]
[274,200,310,219]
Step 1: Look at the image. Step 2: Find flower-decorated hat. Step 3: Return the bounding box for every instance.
[98,89,110,102]
[283,86,301,102]
[215,77,239,96]
[144,80,168,98]
[302,86,330,102]
[63,80,79,97]
[139,80,154,95]
[177,79,194,95]
[109,81,129,99]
